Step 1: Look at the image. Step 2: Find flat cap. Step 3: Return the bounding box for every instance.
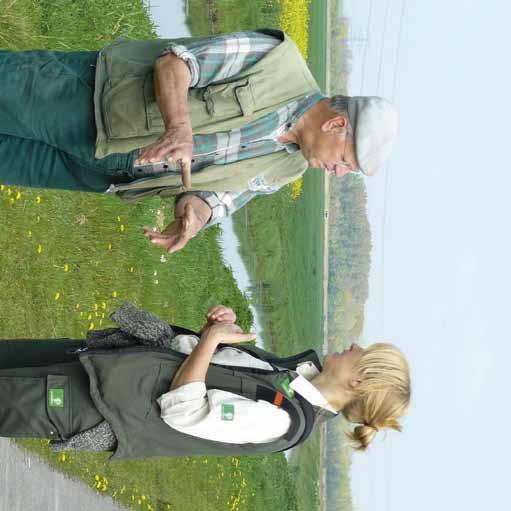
[347,96,398,176]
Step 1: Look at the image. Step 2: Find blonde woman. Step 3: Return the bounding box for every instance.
[0,304,410,458]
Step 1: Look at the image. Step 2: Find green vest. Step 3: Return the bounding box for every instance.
[93,29,319,201]
[79,344,324,460]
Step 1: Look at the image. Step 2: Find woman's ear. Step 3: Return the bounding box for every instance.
[349,376,363,390]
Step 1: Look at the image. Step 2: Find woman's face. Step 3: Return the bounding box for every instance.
[323,343,365,388]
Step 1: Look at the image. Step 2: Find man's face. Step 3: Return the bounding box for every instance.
[299,113,359,177]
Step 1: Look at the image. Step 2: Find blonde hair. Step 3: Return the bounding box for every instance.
[342,343,411,451]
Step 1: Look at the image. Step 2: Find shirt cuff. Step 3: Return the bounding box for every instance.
[176,192,231,227]
[162,43,200,87]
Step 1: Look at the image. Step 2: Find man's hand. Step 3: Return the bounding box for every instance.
[142,195,211,253]
[205,305,237,324]
[202,322,256,345]
[135,122,193,189]
[143,203,199,253]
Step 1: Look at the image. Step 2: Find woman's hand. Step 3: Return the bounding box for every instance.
[205,305,237,324]
[201,322,255,345]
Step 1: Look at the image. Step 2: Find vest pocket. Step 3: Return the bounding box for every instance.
[102,77,149,139]
[0,375,71,440]
[201,78,256,119]
[46,375,72,440]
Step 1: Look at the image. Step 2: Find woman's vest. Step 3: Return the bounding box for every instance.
[93,29,319,200]
[79,343,325,460]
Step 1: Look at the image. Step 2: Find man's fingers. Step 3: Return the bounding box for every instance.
[167,236,189,254]
[182,203,194,232]
[180,158,192,189]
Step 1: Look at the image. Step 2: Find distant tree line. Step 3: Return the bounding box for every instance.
[328,174,372,348]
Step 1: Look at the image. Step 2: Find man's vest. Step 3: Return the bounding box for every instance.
[93,29,320,201]
[79,342,326,460]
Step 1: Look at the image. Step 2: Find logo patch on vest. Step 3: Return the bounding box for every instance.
[221,403,235,421]
[48,388,64,408]
[279,378,295,399]
[247,175,274,193]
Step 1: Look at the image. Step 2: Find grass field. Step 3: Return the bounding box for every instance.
[0,1,305,510]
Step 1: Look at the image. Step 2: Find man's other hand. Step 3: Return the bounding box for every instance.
[142,195,211,253]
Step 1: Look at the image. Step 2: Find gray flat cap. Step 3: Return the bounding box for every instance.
[347,96,398,176]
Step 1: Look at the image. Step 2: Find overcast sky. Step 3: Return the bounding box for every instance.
[149,2,510,510]
[344,1,511,510]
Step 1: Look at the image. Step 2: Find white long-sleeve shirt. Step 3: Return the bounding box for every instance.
[157,335,337,444]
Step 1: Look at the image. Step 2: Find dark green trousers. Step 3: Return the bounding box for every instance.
[0,50,137,192]
[0,339,103,440]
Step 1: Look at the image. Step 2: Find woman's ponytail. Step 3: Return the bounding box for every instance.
[342,343,411,451]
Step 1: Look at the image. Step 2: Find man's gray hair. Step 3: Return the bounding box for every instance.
[328,94,350,115]
[328,95,352,137]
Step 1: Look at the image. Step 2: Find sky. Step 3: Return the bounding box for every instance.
[342,1,511,510]
[147,1,510,510]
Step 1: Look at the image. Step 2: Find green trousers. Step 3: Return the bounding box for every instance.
[0,339,103,440]
[0,50,136,192]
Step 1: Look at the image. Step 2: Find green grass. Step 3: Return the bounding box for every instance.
[232,171,324,357]
[187,0,282,35]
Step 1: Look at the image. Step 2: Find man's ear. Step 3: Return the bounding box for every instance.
[320,114,349,133]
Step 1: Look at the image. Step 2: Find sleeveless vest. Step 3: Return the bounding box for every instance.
[79,343,325,460]
[93,29,319,200]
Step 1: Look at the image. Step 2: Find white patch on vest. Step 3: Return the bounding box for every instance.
[247,175,274,193]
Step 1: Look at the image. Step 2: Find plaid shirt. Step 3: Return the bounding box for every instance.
[163,31,322,225]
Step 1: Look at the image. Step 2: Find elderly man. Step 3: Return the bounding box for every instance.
[0,29,397,252]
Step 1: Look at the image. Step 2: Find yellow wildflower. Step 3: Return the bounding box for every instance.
[108,243,112,250]
[54,292,61,301]
[27,230,32,237]
[120,224,125,232]
[112,291,118,298]
[15,190,21,200]
[63,263,69,272]
[36,244,43,254]
[36,195,42,204]
[289,177,304,200]
[279,0,310,58]
[89,322,95,330]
